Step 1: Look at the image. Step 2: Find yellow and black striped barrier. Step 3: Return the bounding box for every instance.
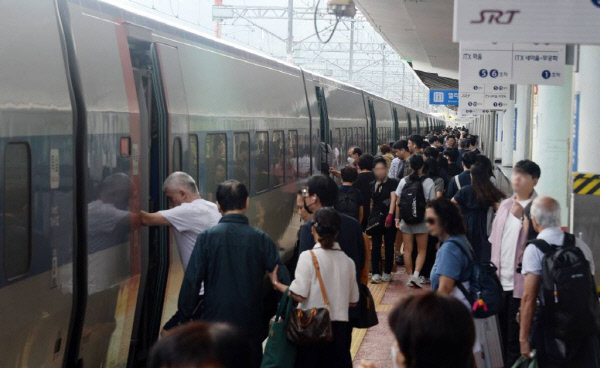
[573,173,600,195]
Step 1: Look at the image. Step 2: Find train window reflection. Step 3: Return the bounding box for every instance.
[232,133,250,190]
[255,132,269,192]
[272,131,285,186]
[172,137,182,172]
[288,130,298,180]
[4,143,31,279]
[189,135,199,183]
[206,134,227,201]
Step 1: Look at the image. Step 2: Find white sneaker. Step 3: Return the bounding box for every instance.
[410,275,423,289]
[419,276,431,284]
[371,274,382,284]
[382,273,392,282]
[406,276,414,287]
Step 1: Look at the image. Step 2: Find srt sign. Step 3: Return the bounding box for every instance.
[471,10,520,24]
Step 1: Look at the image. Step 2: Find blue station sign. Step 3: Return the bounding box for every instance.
[429,90,459,105]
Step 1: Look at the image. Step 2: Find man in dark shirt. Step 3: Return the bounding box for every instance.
[446,151,477,199]
[457,138,469,167]
[444,148,463,178]
[336,166,364,223]
[469,136,481,155]
[353,154,376,229]
[178,180,289,368]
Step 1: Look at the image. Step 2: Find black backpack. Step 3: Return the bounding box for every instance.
[447,240,503,319]
[528,233,600,342]
[335,189,360,221]
[399,177,426,224]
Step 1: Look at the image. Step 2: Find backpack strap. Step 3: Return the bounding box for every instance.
[563,232,576,248]
[309,250,330,307]
[454,175,462,190]
[528,239,553,254]
[444,240,475,304]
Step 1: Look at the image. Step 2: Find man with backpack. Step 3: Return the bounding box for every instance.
[519,196,599,367]
[335,166,364,223]
[445,151,477,199]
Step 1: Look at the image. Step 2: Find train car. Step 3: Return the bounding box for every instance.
[0,1,443,367]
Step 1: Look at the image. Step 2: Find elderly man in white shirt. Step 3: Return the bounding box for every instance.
[519,196,598,366]
[141,171,221,330]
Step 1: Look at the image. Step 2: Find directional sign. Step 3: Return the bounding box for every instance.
[483,84,510,110]
[429,90,459,105]
[459,83,508,116]
[460,42,565,86]
[454,0,600,45]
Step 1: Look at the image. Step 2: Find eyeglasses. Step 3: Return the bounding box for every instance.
[425,217,436,225]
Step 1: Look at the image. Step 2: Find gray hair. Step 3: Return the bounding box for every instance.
[531,196,561,228]
[163,172,199,194]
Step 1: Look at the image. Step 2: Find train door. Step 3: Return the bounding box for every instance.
[315,86,331,173]
[367,100,377,154]
[407,112,413,135]
[126,41,189,367]
[415,114,421,135]
[392,107,399,141]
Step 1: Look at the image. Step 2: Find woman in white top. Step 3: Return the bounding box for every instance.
[394,154,436,289]
[269,207,359,368]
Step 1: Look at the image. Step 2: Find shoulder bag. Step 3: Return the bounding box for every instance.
[287,250,333,346]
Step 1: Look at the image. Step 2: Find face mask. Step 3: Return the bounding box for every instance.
[347,157,355,165]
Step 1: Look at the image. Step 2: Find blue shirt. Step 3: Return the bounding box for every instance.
[431,235,472,291]
[445,170,471,199]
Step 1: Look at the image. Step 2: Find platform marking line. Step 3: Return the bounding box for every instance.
[351,281,390,359]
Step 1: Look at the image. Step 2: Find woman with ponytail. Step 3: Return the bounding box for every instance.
[269,207,360,367]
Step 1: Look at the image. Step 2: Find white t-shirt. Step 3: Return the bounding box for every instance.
[159,199,221,269]
[289,243,359,322]
[395,176,436,201]
[499,198,532,291]
[522,227,595,277]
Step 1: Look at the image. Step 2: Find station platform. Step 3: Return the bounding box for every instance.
[351,269,430,367]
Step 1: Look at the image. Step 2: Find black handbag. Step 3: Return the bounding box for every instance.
[351,284,379,329]
[287,250,333,346]
[365,211,384,235]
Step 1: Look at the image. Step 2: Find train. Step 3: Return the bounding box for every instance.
[0,1,445,367]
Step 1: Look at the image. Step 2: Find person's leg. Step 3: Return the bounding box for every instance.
[402,232,415,275]
[498,291,511,364]
[383,227,397,274]
[295,344,322,368]
[394,229,404,271]
[506,297,522,367]
[371,231,383,276]
[325,321,352,368]
[413,233,428,275]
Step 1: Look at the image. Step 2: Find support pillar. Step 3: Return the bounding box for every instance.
[575,46,600,174]
[494,111,504,162]
[501,101,515,167]
[531,66,573,225]
[513,85,531,164]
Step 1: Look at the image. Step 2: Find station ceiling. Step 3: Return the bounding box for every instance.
[355,0,459,80]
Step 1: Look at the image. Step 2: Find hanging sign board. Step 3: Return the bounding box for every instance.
[453,0,600,45]
[459,42,565,86]
[483,84,510,109]
[429,90,459,105]
[459,83,508,115]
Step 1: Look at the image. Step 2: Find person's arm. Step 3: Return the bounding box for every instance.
[268,265,306,303]
[359,206,364,225]
[437,275,456,295]
[329,167,341,178]
[436,190,443,198]
[386,191,397,227]
[140,211,171,226]
[520,274,541,359]
[264,234,291,285]
[298,223,313,254]
[493,201,500,212]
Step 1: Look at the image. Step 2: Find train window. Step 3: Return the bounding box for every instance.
[172,137,182,172]
[255,131,269,192]
[232,133,250,190]
[288,130,299,180]
[360,127,365,149]
[272,131,285,186]
[4,143,31,279]
[354,128,359,149]
[206,134,227,201]
[189,135,199,183]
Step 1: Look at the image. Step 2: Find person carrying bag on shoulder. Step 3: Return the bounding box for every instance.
[269,208,359,368]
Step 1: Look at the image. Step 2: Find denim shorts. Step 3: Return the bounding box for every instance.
[400,220,428,234]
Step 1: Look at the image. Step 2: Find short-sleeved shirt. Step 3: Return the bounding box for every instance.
[370,178,399,215]
[338,185,364,206]
[395,176,436,201]
[290,243,359,322]
[159,199,222,270]
[432,176,444,195]
[454,185,493,263]
[353,171,376,228]
[446,170,471,199]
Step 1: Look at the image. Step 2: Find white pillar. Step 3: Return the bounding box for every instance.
[531,65,574,225]
[501,102,515,167]
[575,46,600,174]
[513,85,531,164]
[495,111,504,161]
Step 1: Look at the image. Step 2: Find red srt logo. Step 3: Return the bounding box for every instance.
[471,10,520,24]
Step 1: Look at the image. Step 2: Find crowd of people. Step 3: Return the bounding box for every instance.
[142,127,600,368]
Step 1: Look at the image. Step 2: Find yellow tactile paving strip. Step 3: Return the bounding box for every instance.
[350,281,391,359]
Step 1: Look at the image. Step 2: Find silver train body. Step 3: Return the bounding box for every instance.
[0,1,444,367]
